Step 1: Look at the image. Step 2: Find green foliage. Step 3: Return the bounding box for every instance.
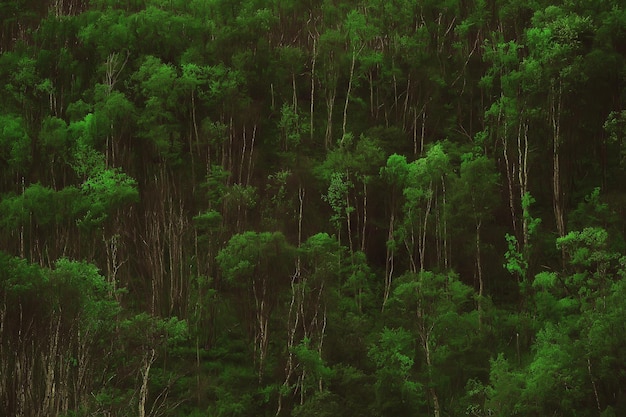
[521,192,541,238]
[0,113,31,171]
[217,231,294,284]
[68,112,108,176]
[322,171,352,229]
[1,0,626,416]
[485,354,524,416]
[369,327,423,414]
[193,210,223,231]
[78,168,139,229]
[292,338,333,386]
[0,183,83,230]
[504,233,527,278]
[290,391,342,417]
[380,154,409,188]
[40,116,69,158]
[278,104,308,151]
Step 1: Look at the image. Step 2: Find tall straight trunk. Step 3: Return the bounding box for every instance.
[253,277,270,382]
[551,81,565,240]
[317,307,327,393]
[360,181,368,252]
[342,49,357,138]
[368,69,375,118]
[277,269,300,417]
[517,120,530,249]
[325,89,336,149]
[392,69,399,119]
[239,124,247,184]
[476,219,483,330]
[382,212,395,311]
[139,348,156,417]
[42,313,61,416]
[20,176,25,258]
[418,320,440,417]
[500,108,517,239]
[0,294,6,408]
[310,37,316,141]
[420,110,426,157]
[190,89,199,193]
[246,124,257,187]
[75,327,91,412]
[404,228,418,274]
[588,357,602,414]
[292,73,298,111]
[403,76,411,127]
[277,188,305,416]
[345,183,354,255]
[227,117,234,184]
[441,175,449,269]
[418,183,434,272]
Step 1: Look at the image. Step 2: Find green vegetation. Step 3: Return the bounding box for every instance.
[1,0,626,415]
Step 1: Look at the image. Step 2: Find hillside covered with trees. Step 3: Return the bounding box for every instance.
[1,0,626,416]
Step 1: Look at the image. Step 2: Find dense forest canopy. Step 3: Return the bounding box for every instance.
[1,0,626,415]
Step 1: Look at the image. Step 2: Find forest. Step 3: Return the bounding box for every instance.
[1,0,626,415]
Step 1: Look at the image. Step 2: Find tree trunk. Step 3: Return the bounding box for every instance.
[476,219,483,330]
[418,183,434,272]
[517,121,530,249]
[325,89,336,149]
[342,49,357,138]
[139,348,156,417]
[360,181,367,252]
[551,81,565,240]
[246,123,257,187]
[419,321,440,417]
[310,37,316,141]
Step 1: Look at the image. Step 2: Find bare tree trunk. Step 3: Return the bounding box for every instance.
[0,295,6,410]
[253,277,270,382]
[476,220,483,331]
[441,175,449,269]
[292,72,298,111]
[190,90,199,193]
[246,123,257,187]
[360,181,367,252]
[551,81,565,240]
[401,77,410,128]
[310,37,317,141]
[75,327,91,412]
[42,313,61,416]
[501,112,517,239]
[517,121,530,248]
[317,307,327,393]
[382,213,395,311]
[405,229,418,274]
[368,69,375,118]
[277,269,300,417]
[418,183,434,272]
[342,49,356,139]
[239,125,247,185]
[139,348,156,417]
[587,357,602,414]
[419,321,440,417]
[345,179,354,254]
[325,89,336,149]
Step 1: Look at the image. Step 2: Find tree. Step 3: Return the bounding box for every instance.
[0,254,122,416]
[217,231,295,381]
[450,153,500,326]
[369,327,423,415]
[397,143,451,273]
[385,270,480,417]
